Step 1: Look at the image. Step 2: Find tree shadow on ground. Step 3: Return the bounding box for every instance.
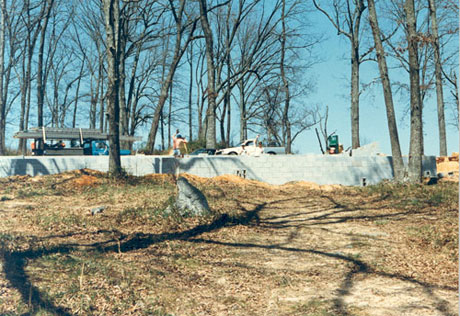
[186,237,456,316]
[1,194,456,316]
[1,201,264,316]
[259,193,428,229]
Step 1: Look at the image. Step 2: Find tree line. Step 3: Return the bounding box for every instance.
[0,0,456,182]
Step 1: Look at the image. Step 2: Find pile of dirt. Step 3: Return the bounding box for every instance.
[70,174,101,187]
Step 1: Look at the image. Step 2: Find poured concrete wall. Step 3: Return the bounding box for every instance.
[0,154,437,186]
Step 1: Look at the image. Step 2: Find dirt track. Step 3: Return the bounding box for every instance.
[213,188,457,316]
[0,171,457,315]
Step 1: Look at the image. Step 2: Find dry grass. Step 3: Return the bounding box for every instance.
[0,169,457,315]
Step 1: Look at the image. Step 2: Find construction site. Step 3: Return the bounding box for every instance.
[0,127,456,316]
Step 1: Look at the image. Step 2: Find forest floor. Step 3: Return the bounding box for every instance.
[0,169,457,316]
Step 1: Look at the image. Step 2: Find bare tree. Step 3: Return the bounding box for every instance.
[119,1,164,144]
[233,11,280,142]
[16,0,48,153]
[404,0,423,182]
[280,0,291,153]
[102,0,122,175]
[428,0,446,156]
[128,50,159,138]
[194,41,207,139]
[0,0,6,154]
[76,0,106,130]
[145,0,197,153]
[313,0,368,149]
[1,0,22,152]
[213,0,262,146]
[198,0,219,149]
[44,4,73,128]
[187,40,194,141]
[36,0,54,130]
[69,26,87,128]
[367,0,405,181]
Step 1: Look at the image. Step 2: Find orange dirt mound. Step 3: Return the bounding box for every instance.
[71,175,100,187]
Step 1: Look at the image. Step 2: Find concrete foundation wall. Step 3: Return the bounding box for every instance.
[0,155,437,186]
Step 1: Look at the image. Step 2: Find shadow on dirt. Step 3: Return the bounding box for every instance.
[1,202,263,316]
[1,195,455,316]
[259,193,427,229]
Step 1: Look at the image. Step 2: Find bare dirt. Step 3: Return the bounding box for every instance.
[0,169,457,315]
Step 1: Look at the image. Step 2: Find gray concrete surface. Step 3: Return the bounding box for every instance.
[0,154,437,186]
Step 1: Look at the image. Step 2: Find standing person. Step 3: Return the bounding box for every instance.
[172,130,188,157]
[240,144,248,155]
[254,141,264,157]
[254,134,260,147]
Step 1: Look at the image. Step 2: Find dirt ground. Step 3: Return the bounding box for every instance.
[0,169,457,316]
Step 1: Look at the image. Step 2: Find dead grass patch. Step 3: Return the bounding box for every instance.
[0,171,457,315]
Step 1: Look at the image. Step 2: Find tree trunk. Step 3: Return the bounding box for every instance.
[226,93,231,146]
[117,49,128,150]
[239,79,246,142]
[99,65,105,132]
[18,43,29,153]
[103,0,122,175]
[119,17,129,140]
[18,5,31,153]
[197,90,203,140]
[119,50,127,136]
[367,0,405,181]
[37,0,54,129]
[126,43,141,135]
[36,0,54,153]
[188,44,193,141]
[225,44,231,147]
[404,0,423,183]
[198,0,217,149]
[160,110,164,151]
[90,63,102,129]
[351,0,365,149]
[0,0,12,153]
[428,0,447,156]
[168,83,172,149]
[220,99,227,145]
[0,0,6,154]
[19,0,45,153]
[280,0,291,154]
[146,77,172,153]
[350,35,360,149]
[72,57,85,128]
